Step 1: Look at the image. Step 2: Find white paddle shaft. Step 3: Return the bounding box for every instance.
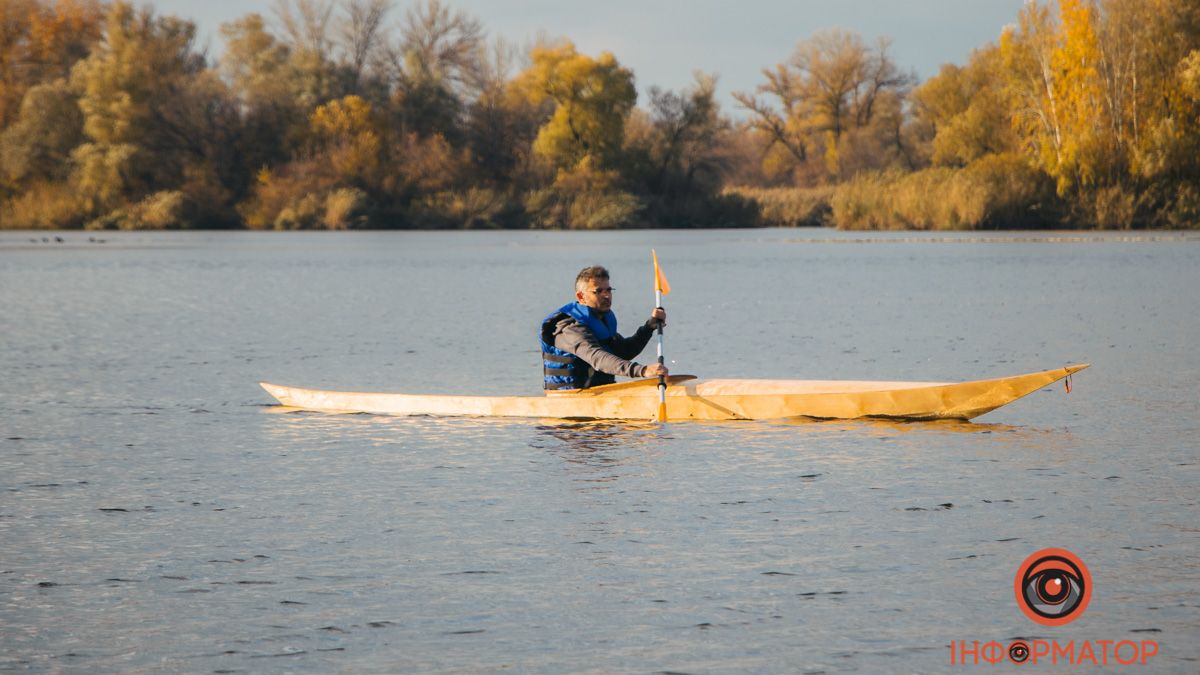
[654,288,665,418]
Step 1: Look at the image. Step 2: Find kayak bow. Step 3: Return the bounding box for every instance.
[260,364,1088,422]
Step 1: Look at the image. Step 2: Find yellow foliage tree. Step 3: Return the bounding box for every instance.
[1182,50,1200,102]
[1051,0,1108,191]
[70,2,208,212]
[913,48,1017,167]
[511,41,637,172]
[0,0,103,129]
[310,94,382,184]
[999,2,1066,190]
[1000,0,1199,199]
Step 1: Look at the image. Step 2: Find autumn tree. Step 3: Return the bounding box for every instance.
[911,46,1017,167]
[463,37,541,185]
[269,0,356,109]
[512,40,637,173]
[220,3,389,199]
[735,29,912,182]
[273,0,392,98]
[0,78,84,185]
[338,0,391,93]
[309,94,383,185]
[240,94,386,230]
[220,13,315,168]
[1182,50,1200,102]
[1113,0,1200,185]
[383,0,483,140]
[632,72,728,197]
[70,2,241,225]
[0,0,40,129]
[623,73,760,227]
[996,0,1199,225]
[0,0,104,130]
[1052,0,1109,190]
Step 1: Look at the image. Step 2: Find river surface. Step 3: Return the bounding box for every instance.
[2,229,1198,673]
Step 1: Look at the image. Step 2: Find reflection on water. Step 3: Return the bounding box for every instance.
[265,406,1040,437]
[261,405,1087,480]
[533,419,660,451]
[530,421,665,487]
[773,415,1033,435]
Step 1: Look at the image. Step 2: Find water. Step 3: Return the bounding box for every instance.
[2,229,1197,672]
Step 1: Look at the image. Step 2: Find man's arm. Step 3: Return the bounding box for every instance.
[553,319,646,378]
[611,308,666,360]
[607,321,656,360]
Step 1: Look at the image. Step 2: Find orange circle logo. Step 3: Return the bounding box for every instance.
[1014,548,1092,626]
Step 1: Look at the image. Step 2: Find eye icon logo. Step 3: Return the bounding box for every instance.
[1015,548,1092,626]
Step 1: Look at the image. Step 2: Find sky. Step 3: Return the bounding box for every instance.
[150,0,1029,107]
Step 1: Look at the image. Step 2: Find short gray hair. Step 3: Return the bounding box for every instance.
[575,265,609,292]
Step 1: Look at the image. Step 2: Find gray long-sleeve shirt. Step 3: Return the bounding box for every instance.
[550,314,657,379]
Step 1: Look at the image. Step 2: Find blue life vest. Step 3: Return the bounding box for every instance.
[540,302,618,390]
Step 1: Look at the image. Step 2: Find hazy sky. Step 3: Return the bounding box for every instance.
[150,0,1027,105]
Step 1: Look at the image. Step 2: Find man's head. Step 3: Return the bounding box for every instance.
[575,265,613,314]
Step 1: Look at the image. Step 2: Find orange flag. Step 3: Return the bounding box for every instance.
[652,249,670,295]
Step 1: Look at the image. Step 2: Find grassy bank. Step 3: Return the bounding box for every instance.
[721,186,834,227]
[728,155,1199,230]
[830,155,1060,230]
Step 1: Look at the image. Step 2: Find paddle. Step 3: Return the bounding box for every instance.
[550,374,696,396]
[651,249,671,422]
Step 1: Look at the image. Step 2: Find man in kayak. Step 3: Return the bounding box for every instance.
[540,265,669,390]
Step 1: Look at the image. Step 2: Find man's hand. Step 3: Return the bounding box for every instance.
[648,307,667,329]
[642,363,669,378]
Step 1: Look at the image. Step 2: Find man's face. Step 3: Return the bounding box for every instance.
[576,278,614,314]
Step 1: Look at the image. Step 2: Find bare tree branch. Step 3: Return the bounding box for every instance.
[272,0,334,54]
[339,0,391,85]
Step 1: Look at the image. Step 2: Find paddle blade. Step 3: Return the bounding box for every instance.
[657,400,667,423]
[651,249,670,295]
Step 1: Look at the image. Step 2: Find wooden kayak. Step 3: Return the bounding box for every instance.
[260,364,1088,422]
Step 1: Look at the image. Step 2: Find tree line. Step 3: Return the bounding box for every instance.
[1,0,1197,230]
